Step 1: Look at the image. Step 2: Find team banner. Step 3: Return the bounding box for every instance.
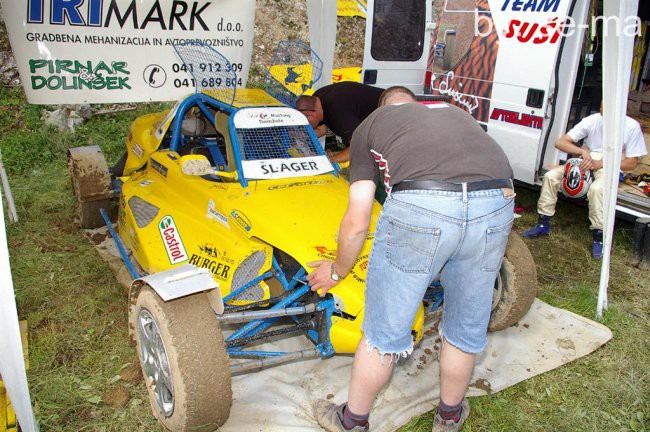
[1,0,256,104]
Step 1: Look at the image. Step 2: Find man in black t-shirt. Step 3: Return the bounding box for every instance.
[307,87,514,432]
[295,82,384,164]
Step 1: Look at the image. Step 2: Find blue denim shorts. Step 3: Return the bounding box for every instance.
[362,187,514,356]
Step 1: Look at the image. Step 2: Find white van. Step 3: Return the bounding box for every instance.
[361,0,650,218]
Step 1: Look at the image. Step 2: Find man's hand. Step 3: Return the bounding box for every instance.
[579,151,602,171]
[307,260,338,297]
[314,124,328,138]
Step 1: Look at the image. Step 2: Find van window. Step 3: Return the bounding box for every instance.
[370,0,426,61]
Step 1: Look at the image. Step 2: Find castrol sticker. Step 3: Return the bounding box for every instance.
[159,215,188,264]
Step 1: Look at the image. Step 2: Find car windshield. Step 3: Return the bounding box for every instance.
[232,107,335,180]
[235,125,320,161]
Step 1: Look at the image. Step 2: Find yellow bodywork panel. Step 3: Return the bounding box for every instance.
[118,97,425,354]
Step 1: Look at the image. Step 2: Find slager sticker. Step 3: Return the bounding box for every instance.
[159,215,188,264]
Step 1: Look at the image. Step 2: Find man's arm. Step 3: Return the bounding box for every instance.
[556,133,640,171]
[307,180,376,296]
[329,146,350,164]
[555,134,597,170]
[620,156,639,172]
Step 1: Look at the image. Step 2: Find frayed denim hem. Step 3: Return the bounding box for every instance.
[364,337,414,366]
[438,329,487,355]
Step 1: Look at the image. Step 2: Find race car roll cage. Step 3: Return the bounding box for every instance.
[105,91,353,373]
[166,92,338,187]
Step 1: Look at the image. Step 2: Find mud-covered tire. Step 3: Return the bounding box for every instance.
[67,146,113,229]
[132,287,232,431]
[488,232,538,331]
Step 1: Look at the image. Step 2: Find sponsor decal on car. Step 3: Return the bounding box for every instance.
[132,142,144,158]
[314,245,337,259]
[349,254,369,284]
[242,156,333,180]
[233,107,308,128]
[207,199,230,228]
[198,244,235,265]
[159,215,188,264]
[230,210,251,232]
[189,254,231,280]
[150,159,168,178]
[267,179,332,190]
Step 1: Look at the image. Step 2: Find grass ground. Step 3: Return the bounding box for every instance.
[1,84,648,432]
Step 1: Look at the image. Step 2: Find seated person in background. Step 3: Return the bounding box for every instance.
[295,82,384,164]
[523,103,647,259]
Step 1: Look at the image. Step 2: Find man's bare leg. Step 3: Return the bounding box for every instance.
[346,335,395,414]
[439,338,475,405]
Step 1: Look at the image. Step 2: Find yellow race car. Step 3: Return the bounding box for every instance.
[68,43,537,432]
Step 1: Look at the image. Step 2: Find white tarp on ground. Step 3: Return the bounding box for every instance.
[219,300,611,431]
[91,230,613,431]
[0,190,39,432]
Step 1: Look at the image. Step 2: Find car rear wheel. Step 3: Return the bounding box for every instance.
[132,286,232,431]
[488,232,538,331]
[67,145,113,228]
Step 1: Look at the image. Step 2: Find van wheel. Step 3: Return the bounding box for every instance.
[132,287,232,431]
[488,232,538,331]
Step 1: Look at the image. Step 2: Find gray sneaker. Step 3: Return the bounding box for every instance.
[432,399,470,432]
[313,399,369,432]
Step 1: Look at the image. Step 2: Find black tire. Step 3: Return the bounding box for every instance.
[110,151,128,178]
[132,287,232,431]
[488,232,538,331]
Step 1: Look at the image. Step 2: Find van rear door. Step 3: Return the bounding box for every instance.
[361,0,432,91]
[363,0,585,184]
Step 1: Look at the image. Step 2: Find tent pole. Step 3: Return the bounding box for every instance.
[0,149,18,223]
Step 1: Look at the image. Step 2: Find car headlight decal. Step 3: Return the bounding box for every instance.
[128,196,160,228]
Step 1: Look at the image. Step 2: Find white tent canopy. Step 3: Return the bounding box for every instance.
[0,187,39,432]
[598,0,640,317]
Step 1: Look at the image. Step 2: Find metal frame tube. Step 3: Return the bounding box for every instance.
[230,348,320,375]
[100,208,140,279]
[217,304,316,323]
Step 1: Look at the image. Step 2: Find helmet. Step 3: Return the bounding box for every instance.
[562,158,593,199]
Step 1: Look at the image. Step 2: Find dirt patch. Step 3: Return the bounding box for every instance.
[470,378,492,394]
[120,362,143,385]
[102,386,131,408]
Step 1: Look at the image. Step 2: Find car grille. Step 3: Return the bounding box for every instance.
[128,196,159,228]
[231,251,266,301]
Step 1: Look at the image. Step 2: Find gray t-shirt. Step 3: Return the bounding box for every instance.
[349,103,513,191]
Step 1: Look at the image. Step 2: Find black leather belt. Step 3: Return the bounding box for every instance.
[392,178,513,193]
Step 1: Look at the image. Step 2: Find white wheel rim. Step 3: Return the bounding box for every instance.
[491,270,503,312]
[137,308,174,417]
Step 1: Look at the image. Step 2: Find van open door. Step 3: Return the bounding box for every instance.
[362,0,589,184]
[361,0,432,91]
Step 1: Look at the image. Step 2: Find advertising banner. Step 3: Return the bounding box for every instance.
[1,0,256,104]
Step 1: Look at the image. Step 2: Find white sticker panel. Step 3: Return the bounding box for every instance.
[233,107,309,129]
[242,156,333,180]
